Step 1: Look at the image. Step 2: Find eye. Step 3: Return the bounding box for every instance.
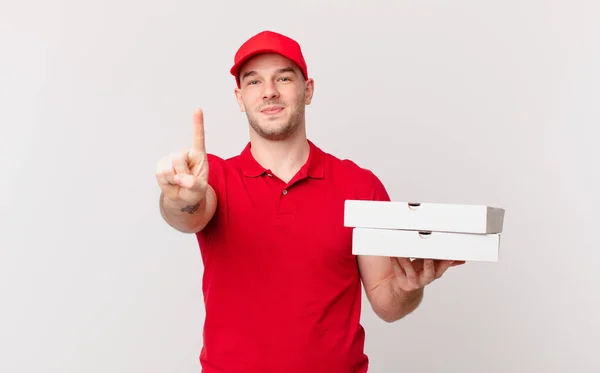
[279,77,291,82]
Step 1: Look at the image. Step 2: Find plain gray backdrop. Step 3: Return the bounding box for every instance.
[1,0,599,372]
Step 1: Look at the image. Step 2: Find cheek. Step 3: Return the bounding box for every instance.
[240,99,254,113]
[242,93,261,111]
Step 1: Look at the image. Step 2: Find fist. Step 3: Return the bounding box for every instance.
[155,109,208,205]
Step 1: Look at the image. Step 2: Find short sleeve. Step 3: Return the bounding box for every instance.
[368,170,391,202]
[207,153,226,199]
[197,153,227,236]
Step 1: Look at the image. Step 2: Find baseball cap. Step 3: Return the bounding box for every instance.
[230,30,309,88]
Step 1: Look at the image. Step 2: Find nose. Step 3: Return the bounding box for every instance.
[261,81,280,100]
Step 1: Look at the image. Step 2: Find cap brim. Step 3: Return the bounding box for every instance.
[230,48,282,77]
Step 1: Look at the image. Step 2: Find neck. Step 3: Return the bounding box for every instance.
[249,126,310,183]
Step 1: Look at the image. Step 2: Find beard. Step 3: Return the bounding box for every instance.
[246,97,305,141]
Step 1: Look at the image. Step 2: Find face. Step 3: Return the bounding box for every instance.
[234,53,314,141]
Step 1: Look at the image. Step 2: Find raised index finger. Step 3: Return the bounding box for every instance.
[192,108,206,153]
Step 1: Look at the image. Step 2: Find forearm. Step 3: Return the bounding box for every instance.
[159,186,217,233]
[371,278,424,323]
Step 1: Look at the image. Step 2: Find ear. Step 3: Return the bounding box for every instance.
[304,78,315,105]
[234,88,246,112]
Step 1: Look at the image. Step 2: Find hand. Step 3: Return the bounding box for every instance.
[155,108,209,205]
[390,258,465,292]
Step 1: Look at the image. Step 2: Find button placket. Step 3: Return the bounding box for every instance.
[277,186,293,214]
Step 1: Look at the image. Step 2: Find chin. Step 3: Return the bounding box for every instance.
[261,125,289,137]
[248,111,299,140]
[258,117,288,130]
[262,112,287,122]
[253,122,295,141]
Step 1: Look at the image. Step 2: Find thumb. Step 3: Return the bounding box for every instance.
[174,173,196,189]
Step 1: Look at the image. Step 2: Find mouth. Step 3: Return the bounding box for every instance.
[260,106,284,115]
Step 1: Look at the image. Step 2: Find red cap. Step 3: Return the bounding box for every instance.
[230,30,308,88]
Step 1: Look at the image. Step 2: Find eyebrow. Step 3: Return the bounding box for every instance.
[241,67,297,81]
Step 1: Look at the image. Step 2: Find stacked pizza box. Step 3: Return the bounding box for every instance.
[344,200,505,262]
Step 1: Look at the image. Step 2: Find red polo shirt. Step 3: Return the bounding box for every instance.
[195,140,390,373]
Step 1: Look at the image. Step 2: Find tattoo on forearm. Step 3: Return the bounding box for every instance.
[181,201,201,214]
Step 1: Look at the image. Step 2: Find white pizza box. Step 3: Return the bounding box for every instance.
[352,227,500,262]
[344,200,505,234]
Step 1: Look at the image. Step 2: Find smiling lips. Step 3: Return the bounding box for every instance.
[261,106,284,115]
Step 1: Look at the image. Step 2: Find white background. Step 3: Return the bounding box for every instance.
[1,0,599,372]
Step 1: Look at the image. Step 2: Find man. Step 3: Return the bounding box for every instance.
[155,30,463,373]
